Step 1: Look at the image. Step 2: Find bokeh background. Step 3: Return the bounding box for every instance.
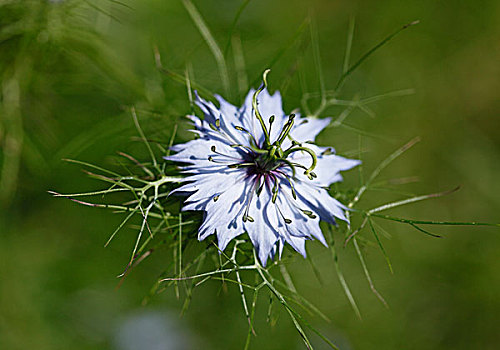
[1,0,499,349]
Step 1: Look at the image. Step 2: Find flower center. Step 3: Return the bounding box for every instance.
[248,70,318,181]
[207,70,318,184]
[253,153,280,174]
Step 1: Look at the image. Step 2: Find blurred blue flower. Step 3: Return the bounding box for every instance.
[166,83,360,265]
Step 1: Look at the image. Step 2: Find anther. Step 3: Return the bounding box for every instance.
[234,126,261,149]
[211,145,216,152]
[302,210,317,219]
[304,171,317,180]
[235,125,247,132]
[268,115,275,136]
[280,172,298,199]
[321,148,333,156]
[243,215,254,223]
[227,162,253,169]
[213,195,220,202]
[271,175,279,203]
[256,182,264,197]
[284,218,292,224]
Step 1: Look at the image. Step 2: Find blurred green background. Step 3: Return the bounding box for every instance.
[1,0,499,349]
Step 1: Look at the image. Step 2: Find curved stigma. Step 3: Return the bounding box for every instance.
[252,69,271,147]
[283,146,318,180]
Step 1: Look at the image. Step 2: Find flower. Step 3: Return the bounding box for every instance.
[166,76,360,265]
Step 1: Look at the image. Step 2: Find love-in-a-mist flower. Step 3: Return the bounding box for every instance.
[166,72,360,265]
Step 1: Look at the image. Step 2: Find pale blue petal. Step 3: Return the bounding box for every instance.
[275,190,327,246]
[288,144,361,186]
[290,116,331,143]
[197,178,250,242]
[294,181,348,224]
[243,183,280,266]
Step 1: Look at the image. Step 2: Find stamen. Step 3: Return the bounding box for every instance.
[275,205,292,224]
[283,138,301,153]
[302,209,317,219]
[213,195,220,202]
[321,148,334,156]
[234,125,261,149]
[204,121,243,148]
[234,125,248,132]
[307,171,317,180]
[255,176,264,197]
[208,156,244,166]
[210,145,243,160]
[243,215,254,222]
[230,143,267,155]
[270,173,279,203]
[277,159,297,178]
[268,115,275,137]
[227,162,254,169]
[274,114,295,147]
[275,171,297,200]
[243,181,259,223]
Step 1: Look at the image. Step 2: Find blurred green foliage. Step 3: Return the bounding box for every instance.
[1,0,499,349]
